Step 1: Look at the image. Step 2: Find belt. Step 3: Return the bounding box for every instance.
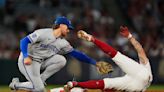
[32,55,54,63]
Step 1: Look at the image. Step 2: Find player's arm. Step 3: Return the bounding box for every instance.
[68,49,96,65]
[20,31,41,65]
[60,39,96,65]
[120,26,149,64]
[77,30,117,58]
[20,36,32,65]
[129,37,149,64]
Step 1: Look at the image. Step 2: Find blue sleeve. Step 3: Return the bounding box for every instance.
[68,49,96,65]
[20,36,31,58]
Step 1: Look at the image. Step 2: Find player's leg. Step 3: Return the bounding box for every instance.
[40,54,66,82]
[67,80,105,89]
[92,38,144,76]
[67,77,127,91]
[112,52,145,76]
[92,38,117,58]
[11,53,45,92]
[102,77,128,90]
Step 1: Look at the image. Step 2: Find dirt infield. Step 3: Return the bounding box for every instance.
[145,90,164,92]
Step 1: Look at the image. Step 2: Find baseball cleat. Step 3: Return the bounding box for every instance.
[9,78,19,90]
[67,81,78,88]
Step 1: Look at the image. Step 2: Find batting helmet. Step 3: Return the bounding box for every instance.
[54,16,74,30]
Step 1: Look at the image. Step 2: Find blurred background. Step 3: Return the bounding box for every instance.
[0,0,163,90]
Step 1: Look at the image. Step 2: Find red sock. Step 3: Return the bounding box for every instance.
[77,80,104,89]
[92,38,117,58]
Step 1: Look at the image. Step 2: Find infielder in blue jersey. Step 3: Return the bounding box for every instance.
[9,16,97,92]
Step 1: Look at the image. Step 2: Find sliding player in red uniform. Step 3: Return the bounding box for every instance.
[67,26,153,92]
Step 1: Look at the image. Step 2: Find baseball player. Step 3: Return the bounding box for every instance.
[9,16,99,92]
[67,26,153,92]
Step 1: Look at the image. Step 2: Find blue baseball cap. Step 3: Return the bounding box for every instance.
[54,16,74,30]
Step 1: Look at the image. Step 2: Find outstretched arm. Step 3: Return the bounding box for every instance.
[129,37,148,64]
[120,26,149,64]
[77,30,117,58]
[68,49,96,65]
[68,49,113,75]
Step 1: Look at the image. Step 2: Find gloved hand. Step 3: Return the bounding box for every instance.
[120,26,132,39]
[77,30,92,41]
[96,61,113,75]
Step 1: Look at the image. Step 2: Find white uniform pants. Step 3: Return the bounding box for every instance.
[16,53,66,92]
[103,52,151,91]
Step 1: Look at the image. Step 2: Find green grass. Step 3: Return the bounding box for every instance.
[0,85,164,92]
[0,86,10,92]
[146,85,164,90]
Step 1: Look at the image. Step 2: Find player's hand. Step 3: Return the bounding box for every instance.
[77,30,92,41]
[24,57,32,65]
[120,26,132,39]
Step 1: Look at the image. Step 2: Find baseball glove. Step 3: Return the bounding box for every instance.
[96,61,113,75]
